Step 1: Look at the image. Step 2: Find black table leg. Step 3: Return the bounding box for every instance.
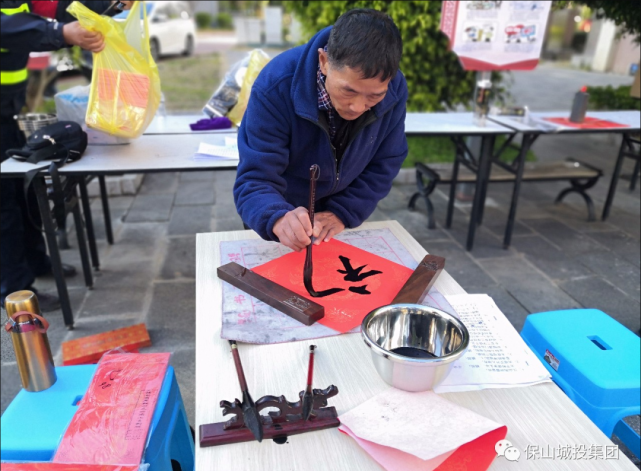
[78,177,100,270]
[33,177,74,329]
[602,135,628,221]
[466,135,495,251]
[70,188,93,289]
[503,133,538,249]
[446,140,461,229]
[99,175,114,245]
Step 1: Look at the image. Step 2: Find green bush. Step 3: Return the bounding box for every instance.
[587,85,641,111]
[284,1,481,111]
[215,12,234,29]
[195,12,212,30]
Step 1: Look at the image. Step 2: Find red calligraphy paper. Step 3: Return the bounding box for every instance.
[543,117,629,129]
[53,353,170,465]
[252,239,413,332]
[0,465,139,471]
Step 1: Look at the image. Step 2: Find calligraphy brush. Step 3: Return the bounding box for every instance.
[303,165,343,298]
[228,340,264,442]
[301,345,317,421]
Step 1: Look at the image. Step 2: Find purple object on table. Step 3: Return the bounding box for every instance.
[190,117,233,131]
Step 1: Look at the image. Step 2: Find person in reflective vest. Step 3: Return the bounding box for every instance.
[1,1,134,310]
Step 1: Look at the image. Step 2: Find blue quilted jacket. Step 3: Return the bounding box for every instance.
[233,26,408,241]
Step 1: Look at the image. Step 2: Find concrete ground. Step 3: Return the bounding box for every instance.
[1,48,639,465]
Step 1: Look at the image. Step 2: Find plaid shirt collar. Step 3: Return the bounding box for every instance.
[317,45,337,140]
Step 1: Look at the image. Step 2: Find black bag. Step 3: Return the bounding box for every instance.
[6,121,88,232]
[7,121,87,164]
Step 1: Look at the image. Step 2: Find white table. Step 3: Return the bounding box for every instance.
[0,133,239,177]
[0,133,239,328]
[145,114,237,135]
[195,220,638,471]
[489,110,640,227]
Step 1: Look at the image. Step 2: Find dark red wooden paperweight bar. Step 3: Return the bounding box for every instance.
[392,254,445,304]
[199,385,340,447]
[217,262,324,325]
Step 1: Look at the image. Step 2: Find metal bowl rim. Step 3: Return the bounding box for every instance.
[360,303,470,365]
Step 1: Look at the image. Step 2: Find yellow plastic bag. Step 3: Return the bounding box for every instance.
[68,1,161,139]
[227,50,270,126]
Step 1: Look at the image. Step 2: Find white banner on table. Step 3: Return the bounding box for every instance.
[435,293,551,393]
[441,1,552,70]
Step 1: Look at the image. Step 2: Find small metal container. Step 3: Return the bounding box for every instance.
[361,304,469,392]
[14,113,58,138]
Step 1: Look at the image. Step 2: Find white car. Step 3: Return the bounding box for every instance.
[115,1,196,61]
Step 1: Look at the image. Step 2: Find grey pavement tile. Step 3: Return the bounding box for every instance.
[87,207,126,241]
[175,181,216,206]
[605,209,641,239]
[212,202,238,220]
[525,218,605,255]
[212,217,245,232]
[485,220,534,239]
[80,285,149,318]
[466,286,530,333]
[91,195,135,211]
[446,224,516,259]
[138,172,179,195]
[1,364,22,414]
[104,223,165,260]
[479,257,581,314]
[511,235,593,281]
[92,259,156,289]
[169,205,213,236]
[585,231,641,268]
[125,194,175,223]
[145,282,195,350]
[421,240,499,291]
[575,250,640,302]
[160,237,196,280]
[559,276,641,334]
[180,171,216,182]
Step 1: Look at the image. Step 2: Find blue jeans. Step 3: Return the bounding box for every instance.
[1,121,51,302]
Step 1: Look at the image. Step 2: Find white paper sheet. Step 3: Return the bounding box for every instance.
[339,389,504,461]
[435,294,551,393]
[194,141,239,160]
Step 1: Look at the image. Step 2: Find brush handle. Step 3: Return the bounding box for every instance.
[229,340,249,393]
[306,345,316,392]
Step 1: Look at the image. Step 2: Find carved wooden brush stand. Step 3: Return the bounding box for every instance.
[199,385,340,447]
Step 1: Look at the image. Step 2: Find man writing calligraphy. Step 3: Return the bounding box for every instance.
[234,9,407,251]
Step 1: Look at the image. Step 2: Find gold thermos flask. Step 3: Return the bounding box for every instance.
[4,290,57,392]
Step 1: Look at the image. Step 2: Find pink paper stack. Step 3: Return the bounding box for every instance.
[338,389,508,471]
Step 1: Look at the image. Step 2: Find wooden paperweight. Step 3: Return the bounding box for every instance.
[218,262,324,325]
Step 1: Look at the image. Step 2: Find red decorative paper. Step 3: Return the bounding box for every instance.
[53,353,170,465]
[543,117,629,129]
[252,239,413,332]
[0,465,139,471]
[436,426,508,471]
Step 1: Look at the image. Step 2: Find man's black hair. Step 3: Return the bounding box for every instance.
[327,8,403,82]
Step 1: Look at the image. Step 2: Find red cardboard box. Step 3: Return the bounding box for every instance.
[62,323,151,366]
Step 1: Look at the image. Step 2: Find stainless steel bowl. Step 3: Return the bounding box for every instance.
[361,304,469,392]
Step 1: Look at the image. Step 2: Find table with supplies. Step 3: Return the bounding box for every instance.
[195,220,638,470]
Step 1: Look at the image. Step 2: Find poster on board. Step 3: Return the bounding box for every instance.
[440,1,552,71]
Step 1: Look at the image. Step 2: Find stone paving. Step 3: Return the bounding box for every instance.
[1,57,639,465]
